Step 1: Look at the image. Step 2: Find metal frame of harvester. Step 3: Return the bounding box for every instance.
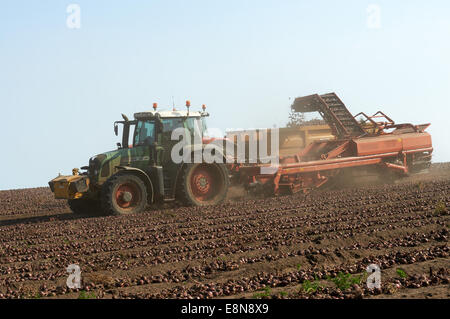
[236,93,433,195]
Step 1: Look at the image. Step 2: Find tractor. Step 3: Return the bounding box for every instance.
[49,102,229,215]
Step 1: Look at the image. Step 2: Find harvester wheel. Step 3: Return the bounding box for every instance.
[101,173,148,215]
[177,163,229,206]
[68,198,102,216]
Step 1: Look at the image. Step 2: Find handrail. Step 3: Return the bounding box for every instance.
[370,111,395,125]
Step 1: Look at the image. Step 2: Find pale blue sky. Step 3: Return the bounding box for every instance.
[0,0,449,190]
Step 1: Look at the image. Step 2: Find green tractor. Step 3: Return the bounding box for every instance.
[49,103,229,215]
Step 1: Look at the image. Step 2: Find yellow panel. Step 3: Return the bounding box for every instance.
[50,175,89,199]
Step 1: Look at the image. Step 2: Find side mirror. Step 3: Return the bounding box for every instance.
[116,142,122,149]
[114,124,118,136]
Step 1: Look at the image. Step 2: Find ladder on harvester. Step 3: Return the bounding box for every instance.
[291,92,365,139]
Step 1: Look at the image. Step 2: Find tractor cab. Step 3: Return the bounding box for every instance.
[115,103,209,151]
[133,109,208,149]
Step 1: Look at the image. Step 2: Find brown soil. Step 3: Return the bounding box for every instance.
[0,163,448,299]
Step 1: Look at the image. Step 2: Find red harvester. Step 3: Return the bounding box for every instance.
[237,93,433,195]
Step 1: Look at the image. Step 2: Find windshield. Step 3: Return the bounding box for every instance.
[134,120,155,146]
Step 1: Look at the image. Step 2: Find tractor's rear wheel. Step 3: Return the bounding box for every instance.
[68,198,102,216]
[101,173,148,215]
[178,163,229,206]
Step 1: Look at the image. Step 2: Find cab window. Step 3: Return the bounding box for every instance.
[185,117,204,137]
[134,121,155,146]
[158,117,206,144]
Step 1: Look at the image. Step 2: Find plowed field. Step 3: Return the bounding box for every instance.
[0,164,448,299]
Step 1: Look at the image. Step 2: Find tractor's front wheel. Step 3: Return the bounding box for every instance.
[101,173,148,215]
[178,163,229,206]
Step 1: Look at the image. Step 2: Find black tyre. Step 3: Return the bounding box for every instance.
[68,198,102,216]
[101,173,148,215]
[177,163,229,206]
